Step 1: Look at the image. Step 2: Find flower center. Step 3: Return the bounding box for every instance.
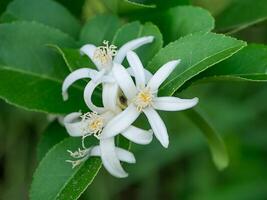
[81,112,104,138]
[93,40,117,67]
[134,87,154,111]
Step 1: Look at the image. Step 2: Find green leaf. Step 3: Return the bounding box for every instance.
[0,66,86,114]
[1,0,81,38]
[117,136,131,150]
[0,0,12,15]
[55,0,85,17]
[120,0,156,10]
[80,14,121,45]
[51,45,95,71]
[126,6,214,43]
[101,0,155,14]
[184,109,229,170]
[0,21,76,79]
[148,32,246,95]
[30,137,101,200]
[113,21,163,66]
[196,44,267,82]
[216,0,267,33]
[126,0,190,9]
[0,22,88,113]
[37,121,68,162]
[156,6,214,43]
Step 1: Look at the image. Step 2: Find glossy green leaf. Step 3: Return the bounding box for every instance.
[0,66,86,114]
[37,121,68,162]
[0,22,87,113]
[216,0,267,33]
[0,21,76,79]
[30,137,101,200]
[185,109,229,170]
[148,32,246,95]
[101,0,155,14]
[1,0,81,38]
[80,14,121,45]
[127,0,190,7]
[197,44,267,82]
[51,45,95,71]
[113,21,163,66]
[156,6,214,43]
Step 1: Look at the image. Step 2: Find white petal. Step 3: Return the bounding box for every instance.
[102,83,119,111]
[122,126,153,145]
[63,112,84,137]
[62,68,98,101]
[100,111,115,124]
[80,44,102,70]
[147,59,181,91]
[91,146,136,163]
[100,104,140,139]
[126,51,146,88]
[127,67,153,83]
[83,80,105,113]
[114,148,136,164]
[114,36,154,64]
[80,44,96,58]
[143,107,169,148]
[112,63,137,99]
[153,97,199,111]
[100,138,128,178]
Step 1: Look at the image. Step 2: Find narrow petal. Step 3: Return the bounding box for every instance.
[102,83,119,111]
[83,80,105,113]
[114,36,154,64]
[112,63,137,99]
[100,104,140,139]
[100,138,128,178]
[114,148,136,164]
[153,97,199,111]
[80,44,102,70]
[122,126,153,145]
[143,107,169,148]
[62,68,98,101]
[126,51,146,88]
[147,59,181,91]
[91,146,136,163]
[127,67,153,83]
[63,112,84,137]
[100,111,115,124]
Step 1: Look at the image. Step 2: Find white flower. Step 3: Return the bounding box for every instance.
[98,51,199,148]
[62,36,154,101]
[64,110,152,178]
[63,66,153,178]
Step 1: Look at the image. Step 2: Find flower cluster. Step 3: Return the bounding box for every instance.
[62,36,199,178]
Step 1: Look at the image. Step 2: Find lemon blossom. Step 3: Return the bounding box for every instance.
[63,72,153,178]
[64,109,152,178]
[98,51,199,148]
[62,36,154,101]
[63,111,127,178]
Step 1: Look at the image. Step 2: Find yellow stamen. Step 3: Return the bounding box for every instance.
[93,40,117,67]
[81,112,104,137]
[134,88,154,111]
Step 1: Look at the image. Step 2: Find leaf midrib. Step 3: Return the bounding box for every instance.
[159,43,246,94]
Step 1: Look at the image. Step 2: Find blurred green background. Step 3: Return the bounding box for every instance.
[0,0,267,199]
